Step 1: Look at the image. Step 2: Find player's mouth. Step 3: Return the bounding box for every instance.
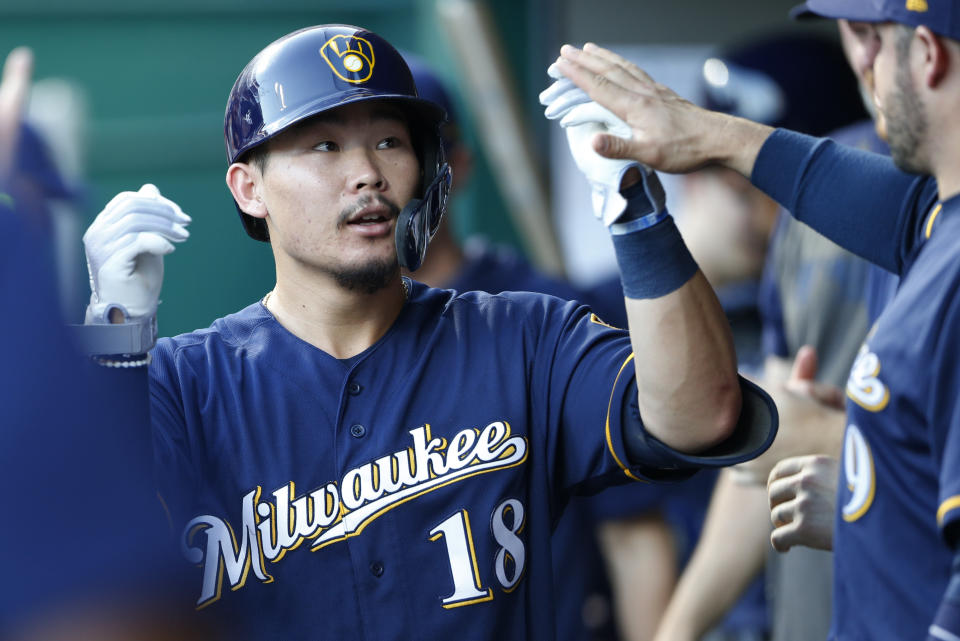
[343,203,396,237]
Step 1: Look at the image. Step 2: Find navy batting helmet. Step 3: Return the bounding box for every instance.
[224,24,451,270]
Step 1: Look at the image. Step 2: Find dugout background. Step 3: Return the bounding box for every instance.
[1,0,821,336]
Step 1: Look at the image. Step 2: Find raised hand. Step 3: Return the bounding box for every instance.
[84,184,191,324]
[0,47,34,184]
[553,43,773,177]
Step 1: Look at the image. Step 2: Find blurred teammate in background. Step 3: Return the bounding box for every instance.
[0,46,200,641]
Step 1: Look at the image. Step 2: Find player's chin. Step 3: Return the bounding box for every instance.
[330,254,400,294]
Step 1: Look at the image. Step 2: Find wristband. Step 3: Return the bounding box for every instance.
[611,215,699,300]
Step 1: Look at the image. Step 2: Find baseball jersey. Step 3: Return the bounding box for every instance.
[150,281,774,640]
[754,129,956,641]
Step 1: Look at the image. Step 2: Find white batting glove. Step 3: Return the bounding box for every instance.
[83,183,191,324]
[540,65,641,226]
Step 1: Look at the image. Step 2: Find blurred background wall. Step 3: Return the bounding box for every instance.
[1,0,828,335]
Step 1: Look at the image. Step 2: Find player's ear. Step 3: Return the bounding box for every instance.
[226,162,267,219]
[914,25,949,89]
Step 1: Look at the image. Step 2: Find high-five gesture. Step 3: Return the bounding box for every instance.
[554,43,773,177]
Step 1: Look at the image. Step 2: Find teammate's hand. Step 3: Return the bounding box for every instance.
[552,43,773,177]
[767,454,838,553]
[84,184,191,324]
[730,347,846,485]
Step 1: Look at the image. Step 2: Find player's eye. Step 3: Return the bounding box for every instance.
[377,136,403,150]
[313,140,339,152]
[850,23,878,43]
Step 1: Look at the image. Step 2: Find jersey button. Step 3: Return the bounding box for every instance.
[350,424,366,438]
[347,381,362,395]
[370,561,384,577]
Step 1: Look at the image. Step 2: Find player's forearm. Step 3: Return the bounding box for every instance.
[625,269,740,453]
[702,113,775,179]
[653,471,768,641]
[751,129,931,275]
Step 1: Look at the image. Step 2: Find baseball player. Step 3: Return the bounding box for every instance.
[0,47,193,640]
[77,24,777,639]
[550,1,960,638]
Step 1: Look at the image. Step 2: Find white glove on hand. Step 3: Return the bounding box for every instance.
[540,64,640,225]
[83,183,191,324]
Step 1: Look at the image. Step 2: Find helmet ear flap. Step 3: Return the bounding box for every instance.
[395,199,424,270]
[394,160,451,271]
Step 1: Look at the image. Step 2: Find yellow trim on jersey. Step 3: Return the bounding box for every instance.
[590,313,620,330]
[605,353,643,481]
[841,439,876,522]
[439,510,495,610]
[937,496,960,526]
[845,385,890,413]
[462,511,486,590]
[441,590,495,609]
[925,203,943,239]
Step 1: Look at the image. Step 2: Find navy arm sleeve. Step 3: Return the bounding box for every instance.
[751,128,937,276]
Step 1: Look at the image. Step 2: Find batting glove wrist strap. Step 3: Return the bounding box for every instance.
[612,215,699,300]
[69,316,157,356]
[609,178,669,233]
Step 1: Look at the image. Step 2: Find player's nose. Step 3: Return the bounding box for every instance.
[346,148,386,193]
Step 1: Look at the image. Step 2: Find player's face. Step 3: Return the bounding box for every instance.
[872,23,930,174]
[257,101,419,292]
[838,20,882,119]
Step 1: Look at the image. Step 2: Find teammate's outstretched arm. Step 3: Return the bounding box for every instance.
[552,42,922,275]
[541,69,742,453]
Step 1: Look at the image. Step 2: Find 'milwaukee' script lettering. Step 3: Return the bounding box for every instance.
[181,421,527,607]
